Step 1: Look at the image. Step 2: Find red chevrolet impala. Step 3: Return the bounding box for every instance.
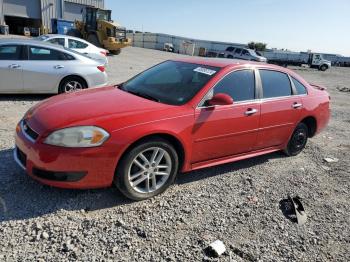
[14,58,330,200]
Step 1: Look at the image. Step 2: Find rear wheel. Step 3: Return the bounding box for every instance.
[58,76,87,94]
[284,123,308,156]
[114,139,179,200]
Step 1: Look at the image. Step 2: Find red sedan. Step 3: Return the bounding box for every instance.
[14,58,330,200]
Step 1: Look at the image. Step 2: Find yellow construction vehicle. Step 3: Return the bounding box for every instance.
[75,7,131,55]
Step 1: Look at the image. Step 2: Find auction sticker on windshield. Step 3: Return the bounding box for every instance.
[194,67,217,76]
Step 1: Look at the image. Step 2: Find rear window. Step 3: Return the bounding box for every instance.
[260,70,292,98]
[291,77,308,95]
[0,45,21,60]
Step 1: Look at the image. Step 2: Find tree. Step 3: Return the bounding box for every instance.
[248,42,267,51]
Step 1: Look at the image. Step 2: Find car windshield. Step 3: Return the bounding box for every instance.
[119,61,220,105]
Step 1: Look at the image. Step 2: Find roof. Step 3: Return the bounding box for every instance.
[0,38,64,49]
[42,34,89,42]
[173,57,264,68]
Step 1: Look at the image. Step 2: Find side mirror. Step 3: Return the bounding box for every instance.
[207,93,233,106]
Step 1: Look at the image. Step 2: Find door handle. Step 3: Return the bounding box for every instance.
[54,65,64,69]
[245,108,258,116]
[9,64,21,69]
[292,102,303,109]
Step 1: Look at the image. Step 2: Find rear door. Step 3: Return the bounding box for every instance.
[0,44,24,93]
[21,45,68,93]
[254,69,302,150]
[192,69,260,163]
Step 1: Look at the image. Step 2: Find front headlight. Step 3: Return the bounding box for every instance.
[44,126,110,148]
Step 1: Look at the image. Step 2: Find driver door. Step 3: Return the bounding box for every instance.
[191,69,260,163]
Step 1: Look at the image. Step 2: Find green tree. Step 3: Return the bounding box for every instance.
[248,42,267,51]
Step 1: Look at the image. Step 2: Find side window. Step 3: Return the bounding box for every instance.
[0,45,21,60]
[212,70,255,102]
[68,39,88,49]
[234,48,242,55]
[226,46,235,52]
[29,46,65,60]
[242,49,249,55]
[291,77,308,95]
[48,38,65,47]
[260,70,292,98]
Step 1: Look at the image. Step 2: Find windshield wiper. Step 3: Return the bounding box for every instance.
[126,90,160,102]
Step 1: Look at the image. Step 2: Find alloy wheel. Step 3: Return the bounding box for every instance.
[128,147,172,194]
[64,81,83,93]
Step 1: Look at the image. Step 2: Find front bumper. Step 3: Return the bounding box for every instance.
[14,123,118,189]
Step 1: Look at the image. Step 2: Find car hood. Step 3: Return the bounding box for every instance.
[26,86,182,135]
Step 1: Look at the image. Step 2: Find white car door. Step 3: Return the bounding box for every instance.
[0,44,24,93]
[21,45,68,93]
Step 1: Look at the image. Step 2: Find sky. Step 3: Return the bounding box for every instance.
[106,0,350,56]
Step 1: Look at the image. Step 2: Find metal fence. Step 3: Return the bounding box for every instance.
[127,32,350,66]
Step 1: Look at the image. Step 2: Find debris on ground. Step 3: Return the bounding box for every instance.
[336,86,350,92]
[206,240,226,257]
[323,157,339,163]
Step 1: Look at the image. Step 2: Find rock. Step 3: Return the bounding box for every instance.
[41,232,49,240]
[112,246,118,254]
[321,165,331,171]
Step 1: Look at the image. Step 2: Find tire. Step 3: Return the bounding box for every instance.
[58,76,87,94]
[284,123,309,156]
[114,138,179,201]
[319,64,328,71]
[110,49,121,55]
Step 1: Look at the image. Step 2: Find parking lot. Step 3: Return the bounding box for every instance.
[0,46,349,261]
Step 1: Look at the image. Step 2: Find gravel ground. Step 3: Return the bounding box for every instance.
[0,47,349,261]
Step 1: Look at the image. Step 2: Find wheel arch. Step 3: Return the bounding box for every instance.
[115,132,186,174]
[300,116,317,137]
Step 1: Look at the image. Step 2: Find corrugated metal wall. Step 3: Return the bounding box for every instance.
[40,0,104,32]
[64,0,104,8]
[41,0,57,32]
[0,0,4,25]
[3,0,41,18]
[127,32,247,56]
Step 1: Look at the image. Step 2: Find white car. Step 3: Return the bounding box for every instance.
[36,34,108,65]
[0,39,108,94]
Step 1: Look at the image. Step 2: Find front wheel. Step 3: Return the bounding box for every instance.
[114,139,179,200]
[284,123,308,156]
[319,64,328,71]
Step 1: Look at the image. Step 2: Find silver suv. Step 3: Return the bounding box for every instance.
[220,46,267,62]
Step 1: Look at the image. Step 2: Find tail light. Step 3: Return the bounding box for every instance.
[97,66,105,72]
[100,51,107,56]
